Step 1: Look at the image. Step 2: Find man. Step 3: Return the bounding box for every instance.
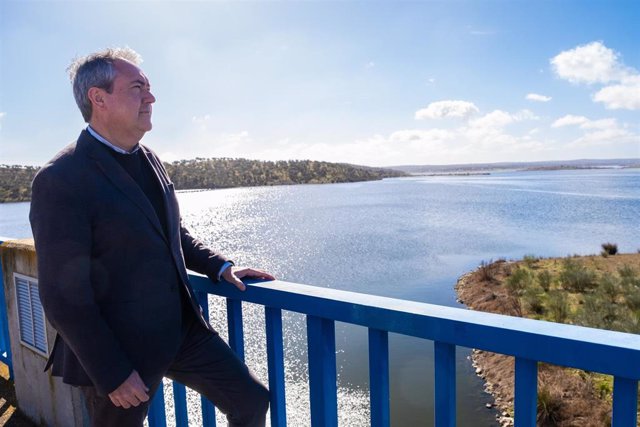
[29,47,274,426]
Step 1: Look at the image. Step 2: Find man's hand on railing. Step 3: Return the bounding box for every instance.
[222,266,275,291]
[108,370,150,409]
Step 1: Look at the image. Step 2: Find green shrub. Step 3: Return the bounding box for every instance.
[478,259,499,282]
[537,386,563,426]
[625,291,640,312]
[579,295,619,329]
[618,310,640,334]
[594,376,613,399]
[537,270,553,292]
[523,254,539,268]
[597,275,621,304]
[547,290,569,323]
[523,286,546,315]
[601,242,618,256]
[507,267,535,296]
[618,265,640,288]
[559,258,597,292]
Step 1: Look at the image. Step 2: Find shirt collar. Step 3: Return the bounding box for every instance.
[87,125,141,155]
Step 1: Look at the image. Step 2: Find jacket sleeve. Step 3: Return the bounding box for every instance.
[180,224,233,282]
[30,167,133,395]
[146,148,234,282]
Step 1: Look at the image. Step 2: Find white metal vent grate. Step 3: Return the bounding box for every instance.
[14,273,48,356]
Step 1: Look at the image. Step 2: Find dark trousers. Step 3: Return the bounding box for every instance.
[80,319,269,427]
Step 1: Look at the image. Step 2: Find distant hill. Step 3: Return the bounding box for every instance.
[392,158,640,174]
[0,159,406,203]
[163,158,405,191]
[0,165,39,203]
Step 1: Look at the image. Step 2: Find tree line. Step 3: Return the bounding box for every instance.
[0,159,405,203]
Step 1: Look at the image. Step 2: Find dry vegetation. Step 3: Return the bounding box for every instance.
[456,249,640,426]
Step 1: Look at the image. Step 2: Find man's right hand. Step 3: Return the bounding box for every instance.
[108,370,150,409]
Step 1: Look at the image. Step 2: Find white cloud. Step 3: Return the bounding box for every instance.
[470,110,515,129]
[526,93,552,102]
[470,109,538,129]
[158,105,635,167]
[467,26,496,36]
[551,115,589,128]
[191,114,211,123]
[415,100,479,120]
[389,129,455,143]
[551,41,640,110]
[551,41,630,84]
[223,131,251,144]
[552,114,620,131]
[513,109,539,121]
[569,127,635,148]
[592,75,640,110]
[551,114,638,148]
[191,114,212,131]
[160,125,253,161]
[365,61,375,69]
[580,118,618,130]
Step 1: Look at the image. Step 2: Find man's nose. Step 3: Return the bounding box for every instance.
[145,90,156,104]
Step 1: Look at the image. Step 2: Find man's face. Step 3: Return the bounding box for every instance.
[102,59,156,137]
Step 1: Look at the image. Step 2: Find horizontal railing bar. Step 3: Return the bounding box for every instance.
[190,275,640,379]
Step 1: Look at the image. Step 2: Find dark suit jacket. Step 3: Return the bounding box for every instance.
[29,130,231,396]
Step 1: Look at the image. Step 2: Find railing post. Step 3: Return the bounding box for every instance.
[227,298,245,360]
[306,315,337,427]
[612,376,638,427]
[0,240,14,379]
[514,357,537,427]
[434,341,456,427]
[173,382,189,427]
[368,328,390,427]
[196,290,217,427]
[147,381,167,427]
[266,307,287,427]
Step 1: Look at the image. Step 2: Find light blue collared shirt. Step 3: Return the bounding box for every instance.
[87,125,232,280]
[87,126,140,155]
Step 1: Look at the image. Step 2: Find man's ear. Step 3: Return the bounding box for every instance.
[87,87,106,110]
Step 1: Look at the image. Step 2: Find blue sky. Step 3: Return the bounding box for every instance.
[1,0,639,167]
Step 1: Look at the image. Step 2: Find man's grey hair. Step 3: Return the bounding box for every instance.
[67,47,143,122]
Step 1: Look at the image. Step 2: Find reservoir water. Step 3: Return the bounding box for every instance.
[2,168,639,426]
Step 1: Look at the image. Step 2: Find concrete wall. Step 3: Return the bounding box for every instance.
[0,240,88,427]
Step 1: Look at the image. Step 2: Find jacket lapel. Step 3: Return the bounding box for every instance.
[140,147,178,240]
[77,130,167,242]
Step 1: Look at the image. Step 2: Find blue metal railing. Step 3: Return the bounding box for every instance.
[0,239,638,426]
[147,274,640,427]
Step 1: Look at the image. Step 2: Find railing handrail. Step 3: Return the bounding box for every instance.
[190,273,640,380]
